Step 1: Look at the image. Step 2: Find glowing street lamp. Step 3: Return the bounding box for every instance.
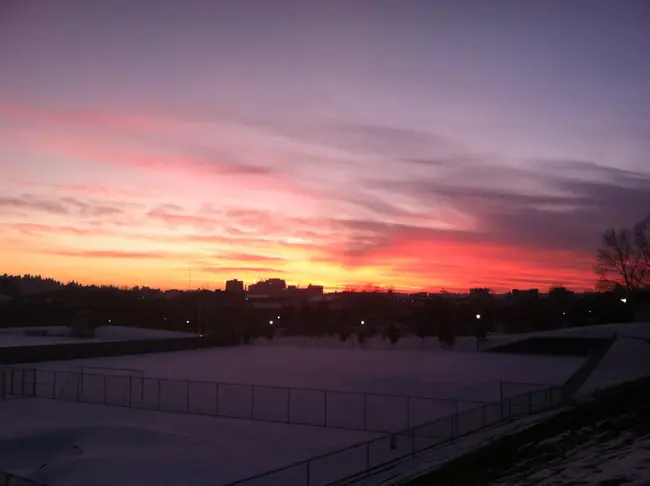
[186,320,190,324]
[621,298,627,304]
[269,320,274,325]
[360,320,365,325]
[475,314,481,320]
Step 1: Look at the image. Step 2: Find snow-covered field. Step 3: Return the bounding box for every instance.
[2,321,648,486]
[0,398,378,486]
[0,326,196,348]
[23,344,583,403]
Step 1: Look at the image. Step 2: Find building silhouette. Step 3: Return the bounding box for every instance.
[225,279,245,293]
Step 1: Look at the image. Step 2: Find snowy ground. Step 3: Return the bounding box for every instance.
[578,336,650,395]
[489,429,650,486]
[3,322,647,486]
[0,398,378,486]
[0,326,196,348]
[21,344,583,403]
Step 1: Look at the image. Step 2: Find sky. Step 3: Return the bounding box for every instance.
[1,0,649,292]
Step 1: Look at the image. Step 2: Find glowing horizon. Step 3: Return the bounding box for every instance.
[1,1,649,293]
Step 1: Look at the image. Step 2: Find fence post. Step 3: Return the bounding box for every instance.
[103,374,107,404]
[215,383,220,416]
[500,380,504,421]
[287,388,291,423]
[362,393,367,430]
[186,380,190,413]
[482,403,486,429]
[411,426,416,458]
[366,441,371,474]
[128,375,133,408]
[407,396,411,430]
[156,379,161,411]
[251,385,255,420]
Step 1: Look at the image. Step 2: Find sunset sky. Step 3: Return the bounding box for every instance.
[1,0,649,292]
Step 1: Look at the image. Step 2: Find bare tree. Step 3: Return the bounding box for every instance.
[595,216,650,291]
[633,216,650,270]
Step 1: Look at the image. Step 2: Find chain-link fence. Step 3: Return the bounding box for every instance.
[1,367,561,486]
[0,368,36,399]
[221,384,563,486]
[0,471,47,486]
[2,367,490,434]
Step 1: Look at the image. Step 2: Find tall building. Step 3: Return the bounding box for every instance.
[511,288,539,304]
[248,278,287,297]
[225,279,245,293]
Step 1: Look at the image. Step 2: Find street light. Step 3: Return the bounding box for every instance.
[277,316,281,319]
[621,298,627,304]
[108,319,111,323]
[476,314,481,320]
[269,320,274,325]
[186,320,190,324]
[360,320,365,325]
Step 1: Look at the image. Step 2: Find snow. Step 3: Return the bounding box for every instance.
[488,429,650,485]
[3,321,648,486]
[23,345,584,403]
[0,399,378,486]
[352,408,567,485]
[0,326,196,348]
[578,336,650,395]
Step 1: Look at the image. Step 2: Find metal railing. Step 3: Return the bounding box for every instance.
[1,367,494,434]
[0,472,47,486]
[221,385,563,485]
[1,367,561,486]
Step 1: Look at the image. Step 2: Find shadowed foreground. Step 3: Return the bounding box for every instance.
[407,376,650,485]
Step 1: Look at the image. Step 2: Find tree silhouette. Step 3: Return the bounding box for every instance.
[595,216,650,292]
[474,321,487,351]
[387,324,400,348]
[265,325,275,340]
[438,321,455,348]
[338,328,350,343]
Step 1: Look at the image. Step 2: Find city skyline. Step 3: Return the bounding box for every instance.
[1,0,650,292]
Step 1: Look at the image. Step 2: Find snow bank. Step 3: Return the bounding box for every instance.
[579,336,650,395]
[0,326,196,348]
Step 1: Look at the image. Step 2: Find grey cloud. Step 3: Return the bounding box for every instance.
[0,195,125,218]
[340,158,650,263]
